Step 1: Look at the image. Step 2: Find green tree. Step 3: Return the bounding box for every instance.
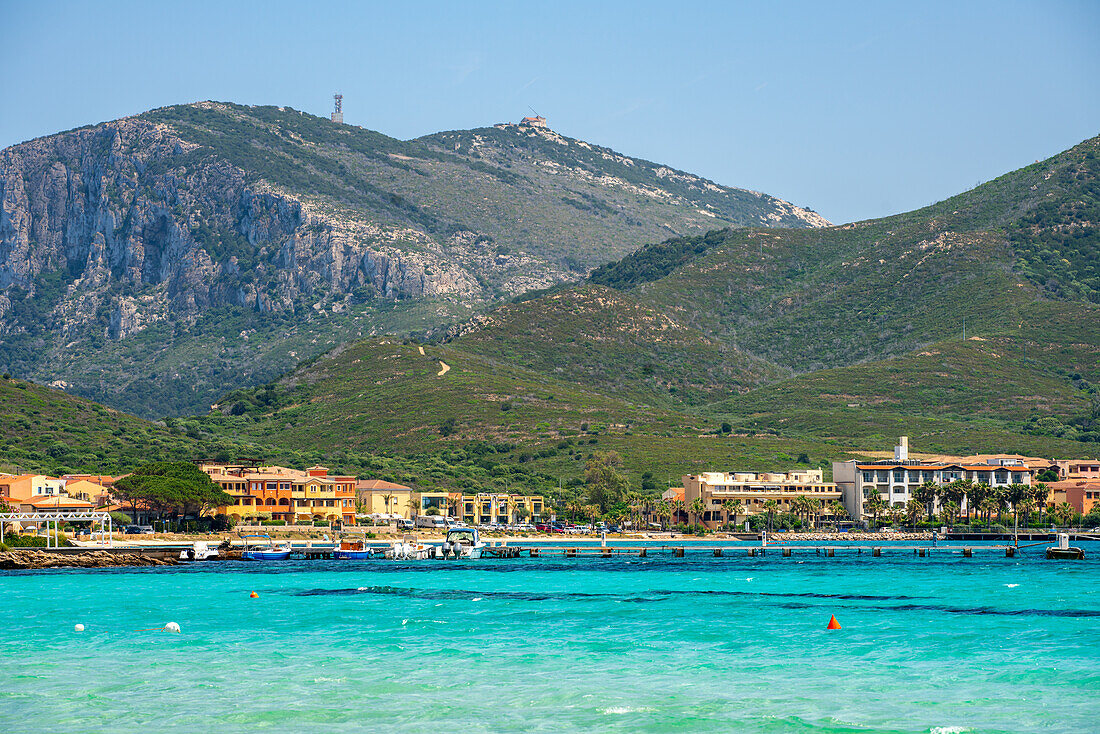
[112,461,232,525]
[905,498,924,530]
[723,499,743,528]
[584,451,630,513]
[913,481,939,522]
[863,492,887,529]
[763,499,779,532]
[688,497,706,527]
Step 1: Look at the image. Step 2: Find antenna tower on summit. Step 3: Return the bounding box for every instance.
[331,94,343,123]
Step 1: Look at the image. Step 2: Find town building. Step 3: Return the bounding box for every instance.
[0,474,67,503]
[682,469,842,527]
[1053,459,1100,480]
[1046,478,1100,516]
[416,491,545,525]
[518,115,547,129]
[833,437,1037,520]
[356,479,416,519]
[203,464,356,525]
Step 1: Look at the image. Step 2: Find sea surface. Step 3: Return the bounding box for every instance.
[2,541,1098,733]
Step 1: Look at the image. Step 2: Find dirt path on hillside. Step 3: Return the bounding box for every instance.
[437,361,450,376]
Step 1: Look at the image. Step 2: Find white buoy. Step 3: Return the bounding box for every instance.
[74,624,85,632]
[164,622,181,634]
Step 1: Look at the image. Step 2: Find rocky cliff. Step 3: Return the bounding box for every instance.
[0,101,827,417]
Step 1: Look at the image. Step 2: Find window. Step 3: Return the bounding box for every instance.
[862,472,873,483]
[893,471,905,483]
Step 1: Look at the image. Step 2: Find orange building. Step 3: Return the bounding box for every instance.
[203,464,356,525]
[1047,479,1100,516]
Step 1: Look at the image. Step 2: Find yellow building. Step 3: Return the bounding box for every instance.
[683,469,842,527]
[356,479,417,519]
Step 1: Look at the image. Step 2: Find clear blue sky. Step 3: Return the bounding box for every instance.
[2,0,1097,223]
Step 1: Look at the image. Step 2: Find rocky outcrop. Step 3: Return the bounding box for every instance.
[0,549,179,569]
[0,116,480,344]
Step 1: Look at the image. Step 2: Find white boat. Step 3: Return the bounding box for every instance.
[442,527,486,559]
[386,535,434,560]
[240,534,292,561]
[179,541,219,561]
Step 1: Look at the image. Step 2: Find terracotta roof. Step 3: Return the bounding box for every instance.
[357,479,412,491]
[21,495,95,508]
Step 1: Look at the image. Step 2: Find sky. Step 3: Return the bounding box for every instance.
[1,0,1098,224]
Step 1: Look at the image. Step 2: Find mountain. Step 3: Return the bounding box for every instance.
[0,102,825,418]
[196,135,1100,480]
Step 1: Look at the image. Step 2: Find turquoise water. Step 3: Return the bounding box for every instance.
[3,543,1098,733]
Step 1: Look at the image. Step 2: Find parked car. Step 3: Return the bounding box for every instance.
[124,525,154,534]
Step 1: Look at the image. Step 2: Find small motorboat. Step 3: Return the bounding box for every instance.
[179,541,219,561]
[386,535,434,560]
[240,534,292,561]
[441,527,486,559]
[334,537,383,560]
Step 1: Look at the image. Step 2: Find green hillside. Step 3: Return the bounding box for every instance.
[0,375,227,476]
[431,133,1100,451]
[448,284,788,407]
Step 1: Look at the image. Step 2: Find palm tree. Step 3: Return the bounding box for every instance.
[671,499,685,527]
[381,491,395,518]
[763,499,779,532]
[829,500,848,527]
[940,480,971,524]
[1054,501,1076,528]
[723,499,743,529]
[406,495,422,520]
[805,497,821,529]
[967,482,989,524]
[655,500,671,530]
[991,486,1009,526]
[863,492,887,530]
[913,481,939,523]
[939,500,959,527]
[446,494,461,521]
[905,498,924,530]
[1032,482,1050,525]
[688,497,706,528]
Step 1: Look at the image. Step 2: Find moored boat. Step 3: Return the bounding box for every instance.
[442,527,486,559]
[240,534,292,561]
[334,537,383,560]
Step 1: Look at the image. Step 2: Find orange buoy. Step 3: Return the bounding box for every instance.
[826,615,842,630]
[250,591,259,598]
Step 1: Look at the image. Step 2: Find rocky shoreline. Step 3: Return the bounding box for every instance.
[0,550,179,570]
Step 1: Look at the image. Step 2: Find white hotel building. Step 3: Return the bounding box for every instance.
[833,437,1036,520]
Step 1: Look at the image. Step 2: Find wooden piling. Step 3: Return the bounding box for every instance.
[601,548,612,558]
[782,548,792,557]
[639,548,646,557]
[918,548,926,557]
[963,548,972,557]
[872,548,881,557]
[1005,546,1015,557]
[827,548,834,557]
[565,548,576,558]
[674,547,685,557]
[713,548,723,557]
